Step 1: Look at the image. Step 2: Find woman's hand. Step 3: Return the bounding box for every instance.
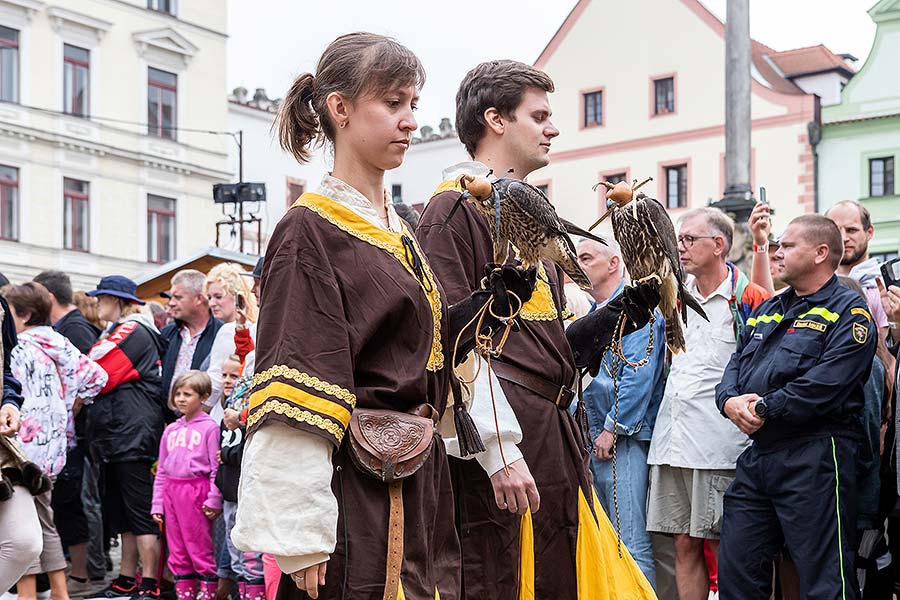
[152,513,164,526]
[748,201,771,246]
[290,561,328,599]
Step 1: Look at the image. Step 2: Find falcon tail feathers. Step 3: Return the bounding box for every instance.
[680,289,709,322]
[560,218,608,246]
[665,317,686,354]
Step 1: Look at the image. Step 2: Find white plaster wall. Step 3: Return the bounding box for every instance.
[385,137,469,207]
[793,73,844,106]
[0,0,230,283]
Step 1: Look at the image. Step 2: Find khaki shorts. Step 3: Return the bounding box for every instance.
[646,465,734,539]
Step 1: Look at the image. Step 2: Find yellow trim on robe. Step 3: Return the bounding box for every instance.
[432,178,463,196]
[518,510,535,600]
[249,381,352,428]
[576,487,657,599]
[293,192,445,371]
[245,400,345,443]
[520,262,559,322]
[397,582,405,600]
[252,365,357,408]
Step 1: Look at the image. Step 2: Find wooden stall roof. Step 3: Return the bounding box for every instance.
[134,247,259,302]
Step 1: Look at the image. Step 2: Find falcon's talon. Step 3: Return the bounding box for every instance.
[629,274,662,287]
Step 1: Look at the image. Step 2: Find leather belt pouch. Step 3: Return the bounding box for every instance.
[347,404,437,482]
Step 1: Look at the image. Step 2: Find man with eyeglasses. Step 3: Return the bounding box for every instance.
[646,207,770,600]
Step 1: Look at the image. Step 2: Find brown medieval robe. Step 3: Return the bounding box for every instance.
[245,186,460,600]
[416,174,656,600]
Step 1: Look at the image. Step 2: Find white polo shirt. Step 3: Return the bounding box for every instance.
[647,272,750,470]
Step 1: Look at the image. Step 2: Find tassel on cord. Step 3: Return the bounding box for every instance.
[451,376,485,456]
[574,372,592,453]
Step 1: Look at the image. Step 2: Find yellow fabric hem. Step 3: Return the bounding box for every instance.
[292,192,444,371]
[518,510,535,600]
[246,400,344,443]
[576,487,657,599]
[252,365,356,407]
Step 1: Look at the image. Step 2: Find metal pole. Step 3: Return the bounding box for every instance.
[238,130,244,253]
[724,0,752,202]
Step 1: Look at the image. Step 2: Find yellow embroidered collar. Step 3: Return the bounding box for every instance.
[430,179,559,322]
[293,192,444,371]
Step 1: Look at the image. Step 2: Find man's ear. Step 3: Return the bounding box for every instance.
[815,244,830,265]
[609,255,620,274]
[483,107,504,136]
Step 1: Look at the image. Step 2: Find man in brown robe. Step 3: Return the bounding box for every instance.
[417,61,657,599]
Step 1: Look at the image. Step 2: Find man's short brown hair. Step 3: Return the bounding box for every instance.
[2,281,52,326]
[790,214,843,269]
[455,60,554,157]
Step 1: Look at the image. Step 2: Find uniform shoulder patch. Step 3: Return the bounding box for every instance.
[852,322,869,344]
[851,307,872,322]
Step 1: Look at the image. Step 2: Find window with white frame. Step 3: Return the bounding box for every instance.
[148,194,175,263]
[63,44,90,117]
[148,67,177,140]
[0,26,18,103]
[63,178,90,252]
[0,165,18,240]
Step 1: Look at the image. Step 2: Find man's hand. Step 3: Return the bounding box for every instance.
[723,394,764,435]
[593,430,615,461]
[0,404,20,437]
[489,458,540,515]
[291,561,327,599]
[223,408,240,431]
[749,202,772,246]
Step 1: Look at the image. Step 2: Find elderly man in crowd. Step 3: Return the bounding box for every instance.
[717,215,877,599]
[647,207,770,600]
[576,237,666,587]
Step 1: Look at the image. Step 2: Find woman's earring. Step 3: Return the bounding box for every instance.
[339,121,348,129]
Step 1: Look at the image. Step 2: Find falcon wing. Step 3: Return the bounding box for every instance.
[505,180,567,234]
[640,194,708,322]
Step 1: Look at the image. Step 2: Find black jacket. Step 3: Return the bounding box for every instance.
[1,296,23,409]
[717,276,877,449]
[215,421,245,502]
[159,315,222,403]
[87,316,168,463]
[54,308,101,355]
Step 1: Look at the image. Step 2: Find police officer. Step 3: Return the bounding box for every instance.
[716,214,876,600]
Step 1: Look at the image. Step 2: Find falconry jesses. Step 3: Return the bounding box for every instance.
[593,178,707,353]
[446,171,605,290]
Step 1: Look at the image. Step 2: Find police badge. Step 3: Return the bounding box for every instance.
[852,322,868,344]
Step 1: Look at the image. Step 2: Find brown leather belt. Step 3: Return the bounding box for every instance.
[491,360,576,411]
[383,481,403,600]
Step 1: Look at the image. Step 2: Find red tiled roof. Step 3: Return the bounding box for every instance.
[766,44,856,79]
[751,40,804,95]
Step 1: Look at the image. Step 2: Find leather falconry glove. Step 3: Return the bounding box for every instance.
[448,264,538,365]
[566,278,662,377]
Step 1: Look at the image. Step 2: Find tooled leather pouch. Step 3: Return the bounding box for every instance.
[347,404,437,483]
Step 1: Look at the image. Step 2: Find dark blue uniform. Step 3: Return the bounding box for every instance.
[715,275,876,600]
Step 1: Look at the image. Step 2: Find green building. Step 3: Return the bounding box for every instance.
[819,0,900,260]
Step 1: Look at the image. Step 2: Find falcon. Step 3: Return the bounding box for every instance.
[446,171,605,290]
[593,178,707,353]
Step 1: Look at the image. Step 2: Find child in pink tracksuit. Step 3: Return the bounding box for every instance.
[152,371,222,600]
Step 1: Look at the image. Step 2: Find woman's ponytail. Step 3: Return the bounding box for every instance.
[277,72,319,164]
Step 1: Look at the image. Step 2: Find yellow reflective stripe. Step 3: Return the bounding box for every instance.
[249,381,352,428]
[798,306,840,322]
[518,510,535,600]
[746,313,783,327]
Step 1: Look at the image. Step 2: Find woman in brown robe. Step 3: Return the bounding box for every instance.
[232,33,533,600]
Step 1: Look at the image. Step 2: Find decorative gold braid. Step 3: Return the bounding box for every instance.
[519,263,559,322]
[252,365,356,408]
[247,400,345,443]
[296,195,444,371]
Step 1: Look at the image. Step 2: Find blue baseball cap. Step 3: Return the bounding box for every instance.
[86,275,146,305]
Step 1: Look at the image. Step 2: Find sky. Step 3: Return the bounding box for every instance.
[227,0,878,132]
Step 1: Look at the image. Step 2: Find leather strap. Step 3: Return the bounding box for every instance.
[383,481,404,600]
[491,360,576,411]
